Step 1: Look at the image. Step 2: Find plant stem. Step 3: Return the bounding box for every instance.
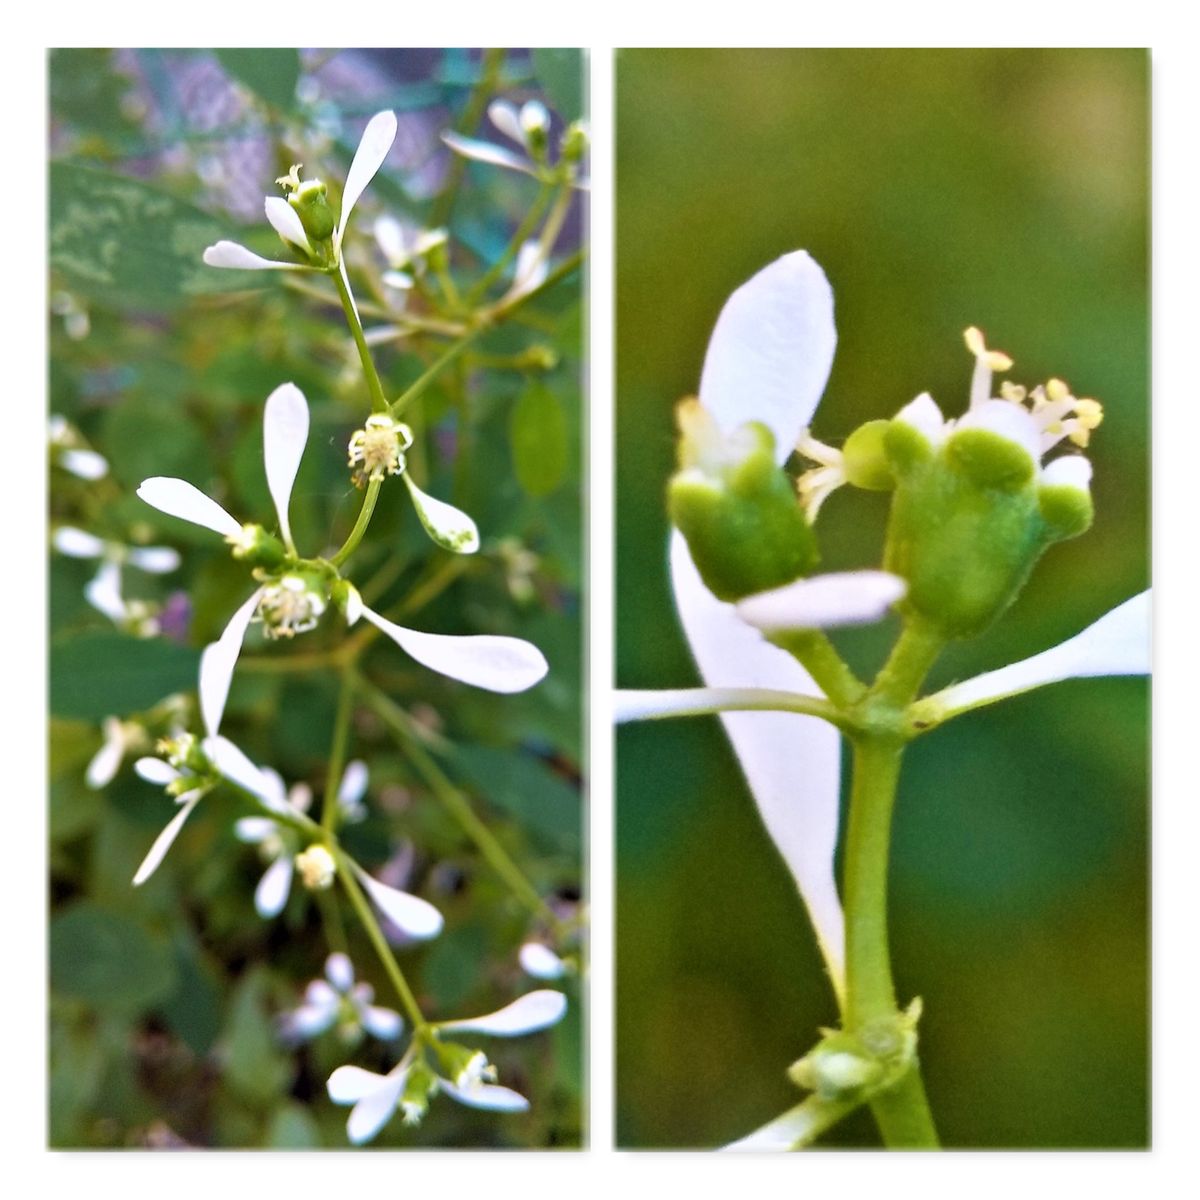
[389,325,488,418]
[332,263,389,413]
[773,629,867,710]
[322,667,356,834]
[465,182,554,303]
[331,478,383,567]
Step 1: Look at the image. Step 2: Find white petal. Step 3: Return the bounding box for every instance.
[204,734,283,808]
[487,99,524,144]
[84,561,126,623]
[53,526,105,558]
[893,392,947,446]
[343,583,364,626]
[198,590,263,738]
[1040,455,1092,491]
[60,448,109,479]
[671,532,845,991]
[614,687,822,723]
[381,271,413,291]
[736,571,907,633]
[954,399,1041,467]
[254,855,293,918]
[360,606,547,694]
[134,757,179,786]
[284,1001,337,1040]
[325,952,354,992]
[440,990,567,1037]
[346,1072,407,1144]
[403,474,480,554]
[306,979,340,1010]
[933,590,1151,718]
[338,760,369,809]
[439,1079,529,1113]
[519,100,550,137]
[337,110,398,243]
[263,196,312,254]
[202,240,307,271]
[132,791,205,885]
[723,1101,823,1152]
[126,545,181,574]
[328,1064,394,1104]
[374,214,407,265]
[137,477,242,538]
[355,866,444,940]
[85,733,124,789]
[360,1005,404,1040]
[519,943,568,980]
[233,816,276,843]
[262,382,309,551]
[440,131,536,175]
[698,251,837,465]
[505,240,548,300]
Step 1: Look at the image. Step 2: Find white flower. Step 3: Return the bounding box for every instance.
[137,384,546,739]
[280,952,404,1044]
[49,415,108,480]
[202,111,398,272]
[373,216,447,289]
[519,941,568,980]
[85,716,147,789]
[442,100,588,189]
[616,251,1152,1003]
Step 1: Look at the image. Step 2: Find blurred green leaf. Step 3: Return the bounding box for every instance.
[51,904,177,1013]
[266,1103,323,1148]
[510,384,568,497]
[532,49,584,122]
[49,49,139,139]
[103,395,214,489]
[222,969,293,1106]
[216,49,300,111]
[49,163,243,309]
[50,631,200,720]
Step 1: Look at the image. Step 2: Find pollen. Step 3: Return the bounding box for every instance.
[296,844,337,890]
[256,575,326,639]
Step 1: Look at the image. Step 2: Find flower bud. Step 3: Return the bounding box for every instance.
[296,844,337,890]
[560,120,589,164]
[288,179,336,243]
[668,399,818,602]
[225,523,286,570]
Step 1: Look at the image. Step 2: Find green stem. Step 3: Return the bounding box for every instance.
[335,853,427,1031]
[331,478,383,567]
[321,667,356,834]
[773,630,867,710]
[466,182,554,302]
[332,263,389,413]
[389,326,488,419]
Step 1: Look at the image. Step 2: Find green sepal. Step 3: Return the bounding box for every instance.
[944,427,1035,490]
[229,524,286,570]
[883,418,936,476]
[1038,482,1093,541]
[289,180,335,243]
[842,420,895,491]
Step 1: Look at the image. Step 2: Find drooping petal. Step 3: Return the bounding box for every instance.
[487,99,525,144]
[134,757,179,786]
[126,545,182,574]
[338,760,369,812]
[60,448,109,479]
[254,854,293,918]
[263,196,312,255]
[736,571,907,633]
[132,790,205,885]
[698,251,837,465]
[440,131,537,175]
[931,590,1151,718]
[402,474,480,554]
[346,1072,407,1144]
[359,606,548,694]
[84,560,126,623]
[519,942,568,980]
[439,1079,529,1112]
[325,952,354,993]
[137,477,242,539]
[262,382,309,552]
[355,865,444,940]
[614,686,827,723]
[198,590,263,739]
[52,526,105,558]
[670,532,845,992]
[337,110,398,244]
[327,1064,394,1104]
[202,240,308,271]
[359,1005,404,1041]
[440,989,567,1037]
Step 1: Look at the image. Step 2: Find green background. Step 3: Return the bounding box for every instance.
[615,48,1149,1148]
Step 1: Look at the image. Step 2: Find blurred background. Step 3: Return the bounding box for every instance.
[49,48,583,1148]
[615,48,1148,1149]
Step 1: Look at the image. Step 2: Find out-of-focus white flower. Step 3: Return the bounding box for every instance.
[373,216,447,290]
[280,952,403,1045]
[48,415,108,480]
[443,100,588,190]
[85,716,147,789]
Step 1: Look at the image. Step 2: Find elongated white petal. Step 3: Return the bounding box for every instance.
[360,1005,404,1040]
[439,1079,529,1112]
[338,110,397,243]
[132,791,205,885]
[126,545,181,574]
[403,474,480,554]
[360,606,547,694]
[233,816,276,843]
[615,686,829,723]
[284,1001,338,1040]
[263,196,312,254]
[328,1064,394,1104]
[137,477,242,538]
[84,560,126,622]
[202,240,307,271]
[53,526,105,558]
[326,952,354,992]
[505,240,548,301]
[60,448,109,479]
[374,214,407,265]
[519,943,568,980]
[262,382,309,551]
[198,590,263,738]
[440,990,567,1037]
[254,855,293,918]
[487,99,524,144]
[933,590,1151,718]
[346,1072,407,1144]
[135,757,179,786]
[355,866,444,940]
[204,734,288,812]
[723,1101,825,1152]
[338,760,368,809]
[699,251,837,465]
[1040,454,1092,491]
[86,732,124,789]
[671,532,845,991]
[441,131,536,175]
[343,583,364,627]
[737,571,907,633]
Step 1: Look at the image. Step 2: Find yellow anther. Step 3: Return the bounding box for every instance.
[999,382,1027,403]
[1075,398,1103,428]
[963,326,1013,372]
[276,164,303,192]
[964,326,985,356]
[1046,378,1071,403]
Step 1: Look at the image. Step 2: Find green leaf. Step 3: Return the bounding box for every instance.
[216,49,300,112]
[50,904,177,1013]
[222,969,293,1106]
[102,395,214,490]
[49,163,246,309]
[532,49,584,122]
[510,384,569,497]
[266,1104,322,1148]
[50,631,200,720]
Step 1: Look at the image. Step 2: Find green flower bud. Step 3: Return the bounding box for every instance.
[841,419,895,491]
[400,1061,437,1126]
[668,399,818,602]
[560,120,589,164]
[288,179,336,243]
